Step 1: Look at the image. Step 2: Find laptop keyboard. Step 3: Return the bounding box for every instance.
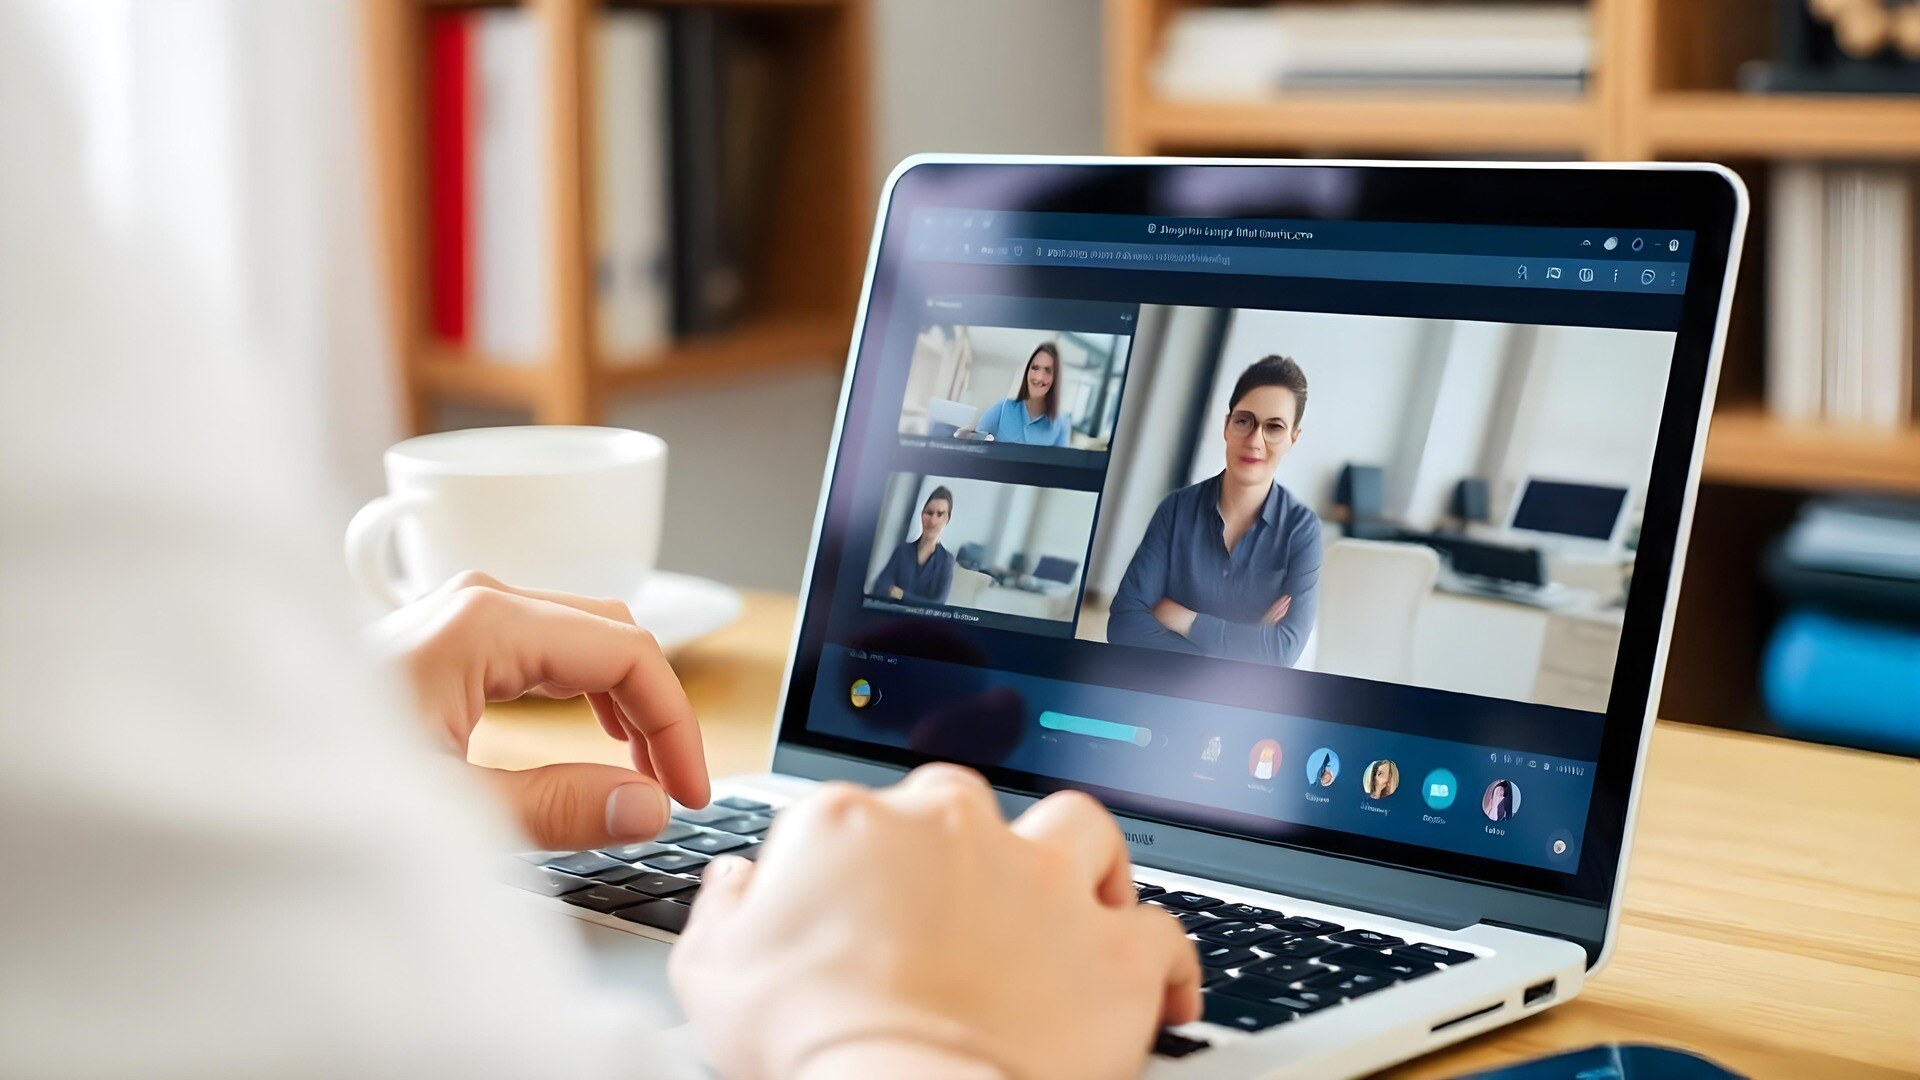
[506,796,1481,1059]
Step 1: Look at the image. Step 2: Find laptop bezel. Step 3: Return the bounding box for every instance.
[766,155,1747,966]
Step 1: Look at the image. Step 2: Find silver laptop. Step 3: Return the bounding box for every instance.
[925,395,980,437]
[508,155,1746,1078]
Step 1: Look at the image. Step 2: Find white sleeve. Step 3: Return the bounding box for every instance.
[0,6,696,1075]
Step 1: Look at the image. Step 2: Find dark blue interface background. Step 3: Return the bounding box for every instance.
[799,207,1694,875]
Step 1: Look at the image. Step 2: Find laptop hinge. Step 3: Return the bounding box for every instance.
[1134,850,1480,931]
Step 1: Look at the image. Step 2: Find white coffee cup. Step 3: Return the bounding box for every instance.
[345,426,666,611]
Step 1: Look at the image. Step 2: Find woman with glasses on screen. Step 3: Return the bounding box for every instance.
[956,342,1073,447]
[869,486,956,605]
[1106,355,1324,666]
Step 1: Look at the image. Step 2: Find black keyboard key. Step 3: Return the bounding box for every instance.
[599,841,671,863]
[654,822,700,843]
[1155,891,1224,912]
[716,796,771,812]
[1214,974,1336,1014]
[1257,935,1340,960]
[544,852,625,877]
[624,872,699,898]
[1330,929,1405,949]
[1274,916,1344,936]
[1195,943,1260,970]
[1239,957,1322,984]
[1324,947,1435,980]
[1194,921,1285,947]
[672,805,742,825]
[1152,1030,1211,1059]
[1217,903,1282,922]
[499,862,595,896]
[563,884,652,913]
[1172,910,1220,932]
[585,862,651,885]
[1398,942,1476,966]
[706,814,772,836]
[1286,985,1345,1011]
[675,832,751,855]
[639,850,710,874]
[1134,882,1166,902]
[1201,969,1236,989]
[615,899,693,933]
[1324,970,1394,998]
[1202,994,1296,1032]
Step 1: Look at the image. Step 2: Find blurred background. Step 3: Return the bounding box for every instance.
[42,0,1914,753]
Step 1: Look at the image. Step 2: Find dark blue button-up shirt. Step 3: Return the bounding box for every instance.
[870,540,955,605]
[1107,473,1322,666]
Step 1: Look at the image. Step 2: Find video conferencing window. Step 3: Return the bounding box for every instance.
[798,189,1702,888]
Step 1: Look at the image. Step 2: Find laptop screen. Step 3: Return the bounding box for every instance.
[781,162,1732,902]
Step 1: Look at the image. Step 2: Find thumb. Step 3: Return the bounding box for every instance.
[483,762,671,851]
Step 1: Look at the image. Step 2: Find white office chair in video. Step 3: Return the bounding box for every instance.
[1315,539,1440,685]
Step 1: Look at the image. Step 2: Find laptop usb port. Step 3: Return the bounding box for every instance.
[1524,978,1556,1006]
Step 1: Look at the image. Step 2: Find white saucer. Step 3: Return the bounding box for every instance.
[629,571,743,652]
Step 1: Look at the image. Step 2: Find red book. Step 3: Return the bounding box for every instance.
[425,13,472,343]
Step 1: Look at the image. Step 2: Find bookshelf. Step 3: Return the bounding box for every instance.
[361,0,870,431]
[1106,0,1920,737]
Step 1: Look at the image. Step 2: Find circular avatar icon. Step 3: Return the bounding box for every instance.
[1305,748,1340,787]
[1482,779,1522,821]
[1248,739,1282,782]
[848,679,874,709]
[1362,759,1400,799]
[1421,768,1458,809]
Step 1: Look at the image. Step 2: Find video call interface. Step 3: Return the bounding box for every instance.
[805,207,1696,876]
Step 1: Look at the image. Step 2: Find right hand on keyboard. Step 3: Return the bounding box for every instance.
[669,763,1203,1079]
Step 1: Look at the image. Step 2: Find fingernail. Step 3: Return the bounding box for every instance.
[606,783,669,840]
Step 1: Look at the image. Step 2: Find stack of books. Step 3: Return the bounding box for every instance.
[1766,163,1917,427]
[424,9,788,365]
[1151,3,1591,99]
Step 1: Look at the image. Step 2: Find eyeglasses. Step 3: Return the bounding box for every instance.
[1227,410,1293,445]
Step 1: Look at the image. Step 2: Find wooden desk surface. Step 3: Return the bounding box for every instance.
[473,592,1920,1079]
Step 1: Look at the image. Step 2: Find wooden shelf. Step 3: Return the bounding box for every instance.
[1644,92,1920,157]
[1703,408,1920,494]
[599,314,848,391]
[1134,96,1598,155]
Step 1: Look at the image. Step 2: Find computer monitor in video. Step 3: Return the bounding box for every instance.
[1506,478,1630,546]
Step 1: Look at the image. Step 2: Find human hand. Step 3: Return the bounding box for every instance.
[671,765,1201,1080]
[1261,594,1292,627]
[373,571,709,850]
[1152,596,1198,637]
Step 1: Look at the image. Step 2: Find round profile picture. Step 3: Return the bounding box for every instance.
[848,679,874,709]
[1482,779,1522,821]
[1362,759,1400,799]
[1305,748,1340,787]
[1248,739,1283,781]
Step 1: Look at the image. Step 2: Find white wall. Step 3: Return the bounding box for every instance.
[1188,309,1429,513]
[1492,325,1676,511]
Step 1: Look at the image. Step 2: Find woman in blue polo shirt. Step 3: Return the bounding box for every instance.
[869,486,956,605]
[959,342,1073,447]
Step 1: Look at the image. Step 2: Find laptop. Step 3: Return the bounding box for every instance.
[506,156,1747,1077]
[926,395,981,437]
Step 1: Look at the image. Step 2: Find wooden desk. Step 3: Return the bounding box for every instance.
[473,592,1920,1079]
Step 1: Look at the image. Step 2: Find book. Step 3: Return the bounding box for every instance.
[425,12,472,344]
[595,10,673,363]
[475,10,551,364]
[668,9,741,336]
[1153,4,1592,101]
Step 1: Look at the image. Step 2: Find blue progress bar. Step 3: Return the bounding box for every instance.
[1039,711,1152,747]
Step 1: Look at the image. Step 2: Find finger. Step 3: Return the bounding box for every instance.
[689,854,756,918]
[1012,789,1133,907]
[587,691,629,742]
[886,762,1003,823]
[482,762,671,851]
[492,597,709,808]
[1134,903,1204,1026]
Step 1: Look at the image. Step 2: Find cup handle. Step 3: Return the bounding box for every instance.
[344,492,431,612]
